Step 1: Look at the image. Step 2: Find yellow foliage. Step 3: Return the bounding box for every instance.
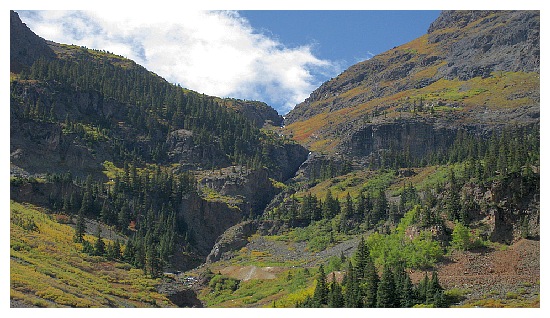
[10,201,174,307]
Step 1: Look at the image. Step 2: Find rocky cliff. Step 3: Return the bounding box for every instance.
[346,119,457,164]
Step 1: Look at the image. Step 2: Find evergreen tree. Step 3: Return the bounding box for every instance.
[123,238,135,263]
[82,239,94,254]
[93,228,106,256]
[74,210,86,243]
[427,271,443,305]
[417,272,429,303]
[312,264,328,306]
[112,239,122,260]
[363,246,379,308]
[355,236,368,280]
[373,190,388,225]
[322,190,340,219]
[328,272,344,307]
[344,261,362,307]
[376,265,396,308]
[400,273,415,307]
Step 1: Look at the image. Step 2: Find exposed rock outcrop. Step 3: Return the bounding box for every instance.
[429,11,540,80]
[199,167,278,216]
[268,142,310,181]
[345,119,457,163]
[166,129,231,168]
[223,99,283,128]
[178,193,244,256]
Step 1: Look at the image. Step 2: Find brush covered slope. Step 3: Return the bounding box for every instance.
[10,201,183,308]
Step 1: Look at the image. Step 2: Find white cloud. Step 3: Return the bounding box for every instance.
[18,10,340,114]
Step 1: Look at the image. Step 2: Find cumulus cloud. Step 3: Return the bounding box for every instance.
[18,10,340,114]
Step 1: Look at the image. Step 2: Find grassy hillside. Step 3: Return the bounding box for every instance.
[284,70,539,153]
[10,201,175,307]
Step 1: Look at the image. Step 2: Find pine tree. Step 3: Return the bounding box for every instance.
[400,273,415,307]
[113,239,122,260]
[343,261,361,307]
[376,265,396,308]
[373,190,388,225]
[93,227,105,256]
[427,271,443,305]
[74,209,86,243]
[322,190,340,219]
[82,239,94,254]
[355,236,368,280]
[417,272,429,303]
[363,246,379,308]
[313,264,328,306]
[123,238,135,263]
[328,272,344,307]
[100,201,111,224]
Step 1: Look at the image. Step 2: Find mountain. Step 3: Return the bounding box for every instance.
[284,11,539,159]
[10,10,539,308]
[10,9,307,272]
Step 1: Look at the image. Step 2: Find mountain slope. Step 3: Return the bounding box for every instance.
[10,10,540,308]
[283,11,539,157]
[10,201,181,307]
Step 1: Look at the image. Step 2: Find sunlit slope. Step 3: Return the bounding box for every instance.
[284,11,539,154]
[10,201,175,308]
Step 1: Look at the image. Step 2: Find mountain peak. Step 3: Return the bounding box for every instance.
[10,10,56,73]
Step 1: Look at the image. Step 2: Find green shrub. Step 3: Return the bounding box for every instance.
[451,222,471,251]
[208,274,240,292]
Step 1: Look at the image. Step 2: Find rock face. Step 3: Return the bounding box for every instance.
[199,168,278,216]
[10,80,129,178]
[166,129,231,168]
[205,220,290,263]
[428,11,540,80]
[178,193,244,256]
[346,119,456,162]
[224,99,283,128]
[10,10,56,72]
[268,143,310,181]
[206,221,258,263]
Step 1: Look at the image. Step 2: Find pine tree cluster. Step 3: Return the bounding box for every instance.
[299,238,446,308]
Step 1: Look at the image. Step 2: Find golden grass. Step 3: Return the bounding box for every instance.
[10,201,174,308]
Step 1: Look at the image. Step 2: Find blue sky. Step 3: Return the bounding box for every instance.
[239,11,441,66]
[17,10,440,114]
